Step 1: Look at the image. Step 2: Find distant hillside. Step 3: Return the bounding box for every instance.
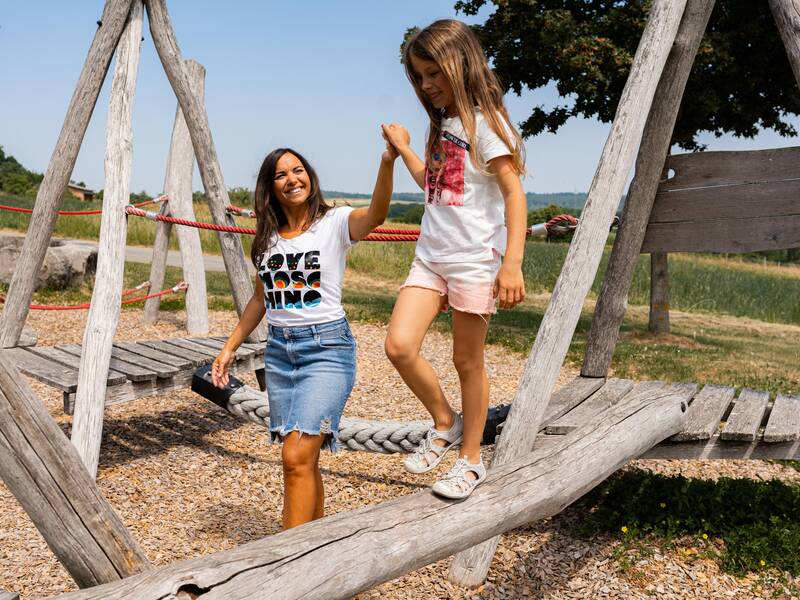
[326,190,591,210]
[0,146,43,196]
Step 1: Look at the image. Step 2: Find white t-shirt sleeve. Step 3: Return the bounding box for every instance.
[476,113,514,165]
[331,205,356,249]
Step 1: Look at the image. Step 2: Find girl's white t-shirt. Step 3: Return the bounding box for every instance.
[257,206,355,327]
[416,110,513,263]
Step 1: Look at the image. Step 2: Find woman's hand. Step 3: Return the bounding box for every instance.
[494,261,526,309]
[211,348,236,388]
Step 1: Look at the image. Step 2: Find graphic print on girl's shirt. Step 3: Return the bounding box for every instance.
[425,132,467,207]
[259,250,322,310]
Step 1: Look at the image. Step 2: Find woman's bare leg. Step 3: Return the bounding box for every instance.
[451,310,491,464]
[385,286,455,430]
[281,431,326,529]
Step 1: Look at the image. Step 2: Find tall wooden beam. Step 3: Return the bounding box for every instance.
[648,252,670,334]
[0,0,135,348]
[141,202,173,324]
[144,0,266,342]
[770,0,800,86]
[71,1,145,479]
[51,386,687,599]
[448,0,691,586]
[581,0,715,377]
[0,352,149,587]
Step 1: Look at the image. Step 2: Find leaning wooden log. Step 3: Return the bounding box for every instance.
[581,0,715,377]
[0,0,135,349]
[648,252,670,334]
[72,1,144,479]
[0,591,19,600]
[0,352,149,588]
[771,0,800,87]
[52,382,686,600]
[166,59,209,336]
[448,0,690,586]
[144,0,266,342]
[141,202,173,324]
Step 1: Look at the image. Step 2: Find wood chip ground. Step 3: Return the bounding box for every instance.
[1,309,799,599]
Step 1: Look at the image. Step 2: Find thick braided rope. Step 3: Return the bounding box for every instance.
[224,385,437,454]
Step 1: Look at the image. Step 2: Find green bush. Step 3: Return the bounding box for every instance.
[388,203,425,224]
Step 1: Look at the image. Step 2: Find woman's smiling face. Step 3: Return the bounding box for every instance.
[272,152,311,209]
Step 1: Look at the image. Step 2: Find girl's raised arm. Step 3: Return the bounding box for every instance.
[348,125,401,241]
[381,123,425,190]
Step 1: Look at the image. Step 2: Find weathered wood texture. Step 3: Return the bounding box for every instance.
[0,591,19,600]
[648,252,670,334]
[141,202,173,324]
[166,59,209,335]
[144,0,266,342]
[53,388,687,600]
[764,394,800,442]
[0,352,149,588]
[721,389,770,442]
[545,378,635,434]
[642,147,800,253]
[580,0,715,378]
[29,347,126,386]
[72,3,144,479]
[770,0,800,88]
[0,0,135,348]
[449,0,689,586]
[670,384,735,441]
[4,348,79,392]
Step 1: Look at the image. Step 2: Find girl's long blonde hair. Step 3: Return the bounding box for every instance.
[403,19,525,176]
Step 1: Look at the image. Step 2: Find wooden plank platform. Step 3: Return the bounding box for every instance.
[6,337,264,414]
[535,377,800,460]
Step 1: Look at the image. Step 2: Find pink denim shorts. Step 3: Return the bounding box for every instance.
[401,253,501,315]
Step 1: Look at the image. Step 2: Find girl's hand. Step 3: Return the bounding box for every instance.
[382,141,399,163]
[381,123,410,153]
[493,262,526,309]
[211,348,236,388]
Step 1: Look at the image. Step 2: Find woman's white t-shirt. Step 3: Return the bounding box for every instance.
[416,110,514,263]
[257,206,355,327]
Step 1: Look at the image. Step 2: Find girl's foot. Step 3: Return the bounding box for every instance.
[431,456,486,499]
[403,413,463,474]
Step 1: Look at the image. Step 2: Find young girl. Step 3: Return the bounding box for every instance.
[211,136,399,529]
[382,19,527,499]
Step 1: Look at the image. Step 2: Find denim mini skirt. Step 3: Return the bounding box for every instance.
[264,317,356,452]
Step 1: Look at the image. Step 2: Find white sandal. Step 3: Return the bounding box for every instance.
[431,456,487,499]
[403,413,463,474]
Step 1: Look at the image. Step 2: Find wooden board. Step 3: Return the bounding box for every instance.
[546,378,635,434]
[113,341,193,370]
[0,591,19,600]
[642,214,800,254]
[670,384,735,441]
[720,388,770,442]
[188,337,252,360]
[650,179,800,223]
[659,146,800,191]
[541,376,606,425]
[57,345,156,383]
[4,348,79,392]
[160,338,218,360]
[27,347,126,386]
[136,340,209,367]
[109,345,179,378]
[763,394,800,442]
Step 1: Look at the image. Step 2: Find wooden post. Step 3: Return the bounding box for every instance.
[51,385,688,600]
[581,0,715,377]
[166,59,209,336]
[448,0,689,586]
[0,0,135,348]
[649,252,670,334]
[0,352,149,587]
[141,202,173,324]
[144,0,266,342]
[72,1,144,479]
[771,0,800,87]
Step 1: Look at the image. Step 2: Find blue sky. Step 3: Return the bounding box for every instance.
[1,1,798,195]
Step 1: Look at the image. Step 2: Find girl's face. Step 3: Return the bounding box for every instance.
[272,152,311,210]
[409,54,455,115]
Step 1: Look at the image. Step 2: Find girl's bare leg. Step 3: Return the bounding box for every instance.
[313,463,324,520]
[385,286,455,431]
[281,431,326,529]
[451,310,490,464]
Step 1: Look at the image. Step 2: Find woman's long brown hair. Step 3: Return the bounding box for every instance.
[403,19,525,175]
[250,148,332,268]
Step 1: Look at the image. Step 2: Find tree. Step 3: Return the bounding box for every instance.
[454,0,800,150]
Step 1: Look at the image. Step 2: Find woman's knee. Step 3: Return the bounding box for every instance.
[282,437,319,476]
[384,334,419,367]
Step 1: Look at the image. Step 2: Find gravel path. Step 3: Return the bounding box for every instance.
[1,309,799,599]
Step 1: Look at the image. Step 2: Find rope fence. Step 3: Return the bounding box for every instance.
[0,281,187,311]
[0,194,167,216]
